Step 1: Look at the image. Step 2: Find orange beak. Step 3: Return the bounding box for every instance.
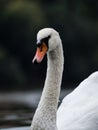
[32,43,48,63]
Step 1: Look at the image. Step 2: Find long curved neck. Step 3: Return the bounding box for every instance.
[41,43,64,111]
[31,43,64,130]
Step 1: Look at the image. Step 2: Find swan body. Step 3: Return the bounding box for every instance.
[31,28,98,130]
[57,71,98,130]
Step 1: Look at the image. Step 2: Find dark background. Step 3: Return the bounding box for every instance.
[0,0,98,91]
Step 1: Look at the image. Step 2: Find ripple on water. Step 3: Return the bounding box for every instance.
[1,126,30,130]
[0,102,34,128]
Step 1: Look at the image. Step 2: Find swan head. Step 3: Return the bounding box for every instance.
[33,28,61,63]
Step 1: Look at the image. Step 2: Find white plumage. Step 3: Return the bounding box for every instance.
[57,71,98,130]
[31,28,98,130]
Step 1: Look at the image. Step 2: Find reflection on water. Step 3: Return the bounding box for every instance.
[1,126,29,130]
[0,102,33,128]
[0,89,71,130]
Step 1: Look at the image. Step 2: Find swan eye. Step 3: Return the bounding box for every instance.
[37,43,46,52]
[41,35,51,48]
[41,35,51,42]
[37,35,51,49]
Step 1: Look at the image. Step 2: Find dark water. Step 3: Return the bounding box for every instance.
[0,90,71,130]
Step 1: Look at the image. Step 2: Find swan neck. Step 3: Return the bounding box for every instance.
[41,43,64,111]
[31,43,64,130]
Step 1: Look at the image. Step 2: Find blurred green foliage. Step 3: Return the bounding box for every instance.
[0,0,98,90]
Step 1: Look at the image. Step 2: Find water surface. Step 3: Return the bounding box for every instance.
[0,89,71,130]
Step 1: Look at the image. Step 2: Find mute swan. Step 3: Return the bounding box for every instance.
[31,28,98,130]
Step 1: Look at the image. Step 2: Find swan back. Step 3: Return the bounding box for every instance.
[57,71,98,130]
